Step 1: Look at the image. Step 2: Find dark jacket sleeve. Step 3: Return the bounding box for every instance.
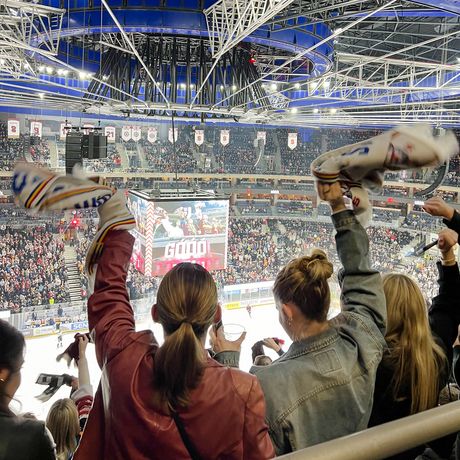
[429,262,460,365]
[33,423,57,460]
[87,230,139,367]
[443,210,460,235]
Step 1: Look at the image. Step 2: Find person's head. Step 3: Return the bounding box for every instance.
[273,250,333,338]
[46,398,80,460]
[0,320,25,411]
[254,355,273,366]
[152,263,220,412]
[383,273,446,414]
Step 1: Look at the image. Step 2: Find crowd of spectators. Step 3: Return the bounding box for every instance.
[0,126,26,171]
[0,224,69,312]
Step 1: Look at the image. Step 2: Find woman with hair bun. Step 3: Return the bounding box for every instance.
[214,181,387,455]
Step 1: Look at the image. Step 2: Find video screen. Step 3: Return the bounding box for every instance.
[127,194,229,277]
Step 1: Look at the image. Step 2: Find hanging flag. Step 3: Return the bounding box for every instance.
[82,124,94,135]
[121,126,132,142]
[168,127,178,143]
[288,132,298,150]
[7,119,19,139]
[257,131,266,145]
[220,129,229,146]
[104,126,116,143]
[132,126,142,142]
[195,129,204,146]
[30,121,43,138]
[60,123,71,140]
[147,127,157,144]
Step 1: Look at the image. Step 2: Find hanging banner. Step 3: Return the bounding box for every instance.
[168,127,178,144]
[104,126,116,143]
[30,121,43,138]
[195,129,204,146]
[132,126,142,142]
[220,129,229,146]
[82,124,94,135]
[288,132,298,150]
[121,126,132,142]
[7,119,20,139]
[60,123,71,140]
[147,127,157,144]
[257,131,266,145]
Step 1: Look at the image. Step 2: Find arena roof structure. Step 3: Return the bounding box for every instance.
[0,0,458,128]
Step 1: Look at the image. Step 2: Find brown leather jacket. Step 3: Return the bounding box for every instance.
[73,231,274,460]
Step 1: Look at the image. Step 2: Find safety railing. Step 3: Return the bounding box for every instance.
[277,400,460,460]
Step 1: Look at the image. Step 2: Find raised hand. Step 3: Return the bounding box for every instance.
[423,196,455,220]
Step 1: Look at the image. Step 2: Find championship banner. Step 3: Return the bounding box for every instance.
[121,126,132,142]
[60,123,71,140]
[168,127,178,144]
[7,119,20,139]
[147,127,157,144]
[131,126,142,142]
[104,126,116,143]
[220,129,229,146]
[82,124,94,135]
[257,131,266,145]
[195,129,204,146]
[288,132,298,150]
[30,121,43,138]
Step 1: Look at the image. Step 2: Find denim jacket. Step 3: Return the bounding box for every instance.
[216,210,387,455]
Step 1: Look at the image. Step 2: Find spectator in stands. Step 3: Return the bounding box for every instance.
[369,228,459,459]
[0,319,56,459]
[47,335,93,460]
[74,229,274,458]
[213,181,387,454]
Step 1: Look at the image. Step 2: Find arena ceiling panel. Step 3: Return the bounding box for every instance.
[0,0,458,128]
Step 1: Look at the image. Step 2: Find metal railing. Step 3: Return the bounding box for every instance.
[277,401,460,460]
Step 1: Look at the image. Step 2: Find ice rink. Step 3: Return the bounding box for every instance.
[15,303,291,420]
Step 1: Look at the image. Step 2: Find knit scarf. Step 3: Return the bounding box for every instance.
[311,124,459,225]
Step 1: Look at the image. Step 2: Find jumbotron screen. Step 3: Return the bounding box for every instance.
[127,192,229,276]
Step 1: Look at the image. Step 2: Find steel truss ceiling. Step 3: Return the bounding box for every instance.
[0,0,457,127]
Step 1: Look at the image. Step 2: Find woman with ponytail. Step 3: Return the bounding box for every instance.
[0,319,56,460]
[213,181,387,455]
[73,228,274,460]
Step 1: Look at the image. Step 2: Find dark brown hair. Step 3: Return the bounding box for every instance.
[153,263,218,412]
[273,249,333,322]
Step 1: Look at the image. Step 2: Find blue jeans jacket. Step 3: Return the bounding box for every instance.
[217,210,387,455]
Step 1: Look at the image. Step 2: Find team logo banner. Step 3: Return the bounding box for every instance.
[147,127,157,144]
[30,121,43,138]
[168,128,178,144]
[132,126,142,142]
[288,132,297,150]
[121,126,132,142]
[220,130,229,146]
[257,131,266,145]
[195,129,204,146]
[7,119,19,139]
[104,126,116,143]
[60,123,71,140]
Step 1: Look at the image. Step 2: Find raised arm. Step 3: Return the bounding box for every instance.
[317,181,386,335]
[423,196,460,235]
[87,230,137,367]
[429,229,460,364]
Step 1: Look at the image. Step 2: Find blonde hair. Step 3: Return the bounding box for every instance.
[273,249,333,322]
[46,398,80,460]
[383,274,446,414]
[154,262,218,412]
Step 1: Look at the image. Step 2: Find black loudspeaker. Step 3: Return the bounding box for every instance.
[65,132,108,173]
[65,132,84,174]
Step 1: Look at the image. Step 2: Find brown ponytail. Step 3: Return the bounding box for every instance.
[153,263,218,412]
[273,249,333,322]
